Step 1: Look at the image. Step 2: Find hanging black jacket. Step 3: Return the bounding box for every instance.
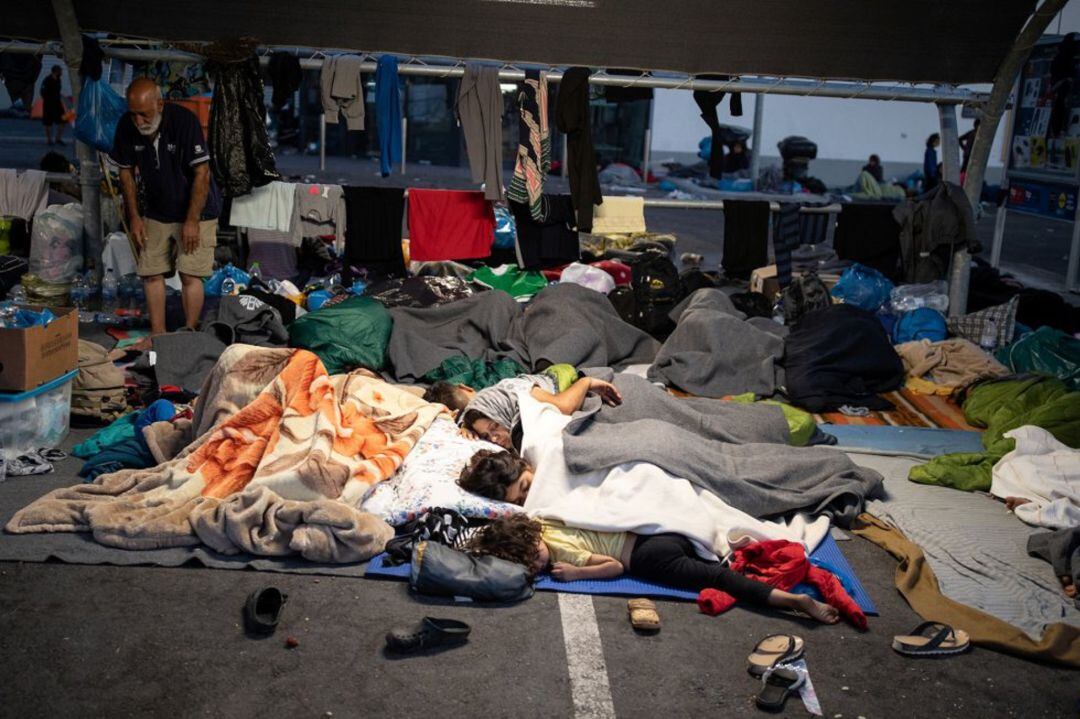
[555,67,602,232]
[207,55,280,198]
[693,75,743,180]
[267,51,302,110]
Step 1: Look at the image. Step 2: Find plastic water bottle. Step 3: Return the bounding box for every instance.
[9,284,27,305]
[979,318,998,352]
[101,269,119,313]
[118,274,136,310]
[249,262,263,282]
[221,277,237,296]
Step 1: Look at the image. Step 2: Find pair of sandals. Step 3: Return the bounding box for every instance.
[747,634,807,712]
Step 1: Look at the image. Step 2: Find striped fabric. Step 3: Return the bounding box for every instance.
[772,202,800,287]
[814,388,976,430]
[799,210,831,246]
[507,70,551,221]
[857,451,1080,640]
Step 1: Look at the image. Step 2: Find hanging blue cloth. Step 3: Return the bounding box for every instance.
[376,55,402,177]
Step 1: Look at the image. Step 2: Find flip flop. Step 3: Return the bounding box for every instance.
[244,586,288,635]
[627,598,660,634]
[755,663,806,712]
[747,634,804,678]
[385,617,471,654]
[892,621,971,657]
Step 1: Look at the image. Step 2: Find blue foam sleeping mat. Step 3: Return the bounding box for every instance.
[364,532,877,614]
[822,424,983,456]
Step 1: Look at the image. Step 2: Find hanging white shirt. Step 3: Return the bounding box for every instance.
[228,181,296,232]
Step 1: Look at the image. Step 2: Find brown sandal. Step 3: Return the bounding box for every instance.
[628,598,661,634]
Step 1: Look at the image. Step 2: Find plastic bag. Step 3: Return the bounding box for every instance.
[203,263,251,297]
[493,205,516,250]
[74,78,127,153]
[29,203,83,284]
[890,281,949,313]
[830,262,894,312]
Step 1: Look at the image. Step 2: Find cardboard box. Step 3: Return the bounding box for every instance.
[0,305,78,392]
[750,264,841,301]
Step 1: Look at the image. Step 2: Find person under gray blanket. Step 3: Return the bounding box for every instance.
[1028,527,1080,609]
[648,288,787,398]
[561,374,880,527]
[385,283,660,382]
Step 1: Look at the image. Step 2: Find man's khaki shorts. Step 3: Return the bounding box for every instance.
[138,218,217,278]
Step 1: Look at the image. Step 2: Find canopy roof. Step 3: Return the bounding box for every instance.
[6,0,1035,85]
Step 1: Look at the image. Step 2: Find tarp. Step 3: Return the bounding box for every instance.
[4,0,1035,85]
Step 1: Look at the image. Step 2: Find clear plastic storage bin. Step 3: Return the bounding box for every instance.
[0,369,77,460]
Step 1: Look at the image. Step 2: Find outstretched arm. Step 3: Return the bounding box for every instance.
[530,378,623,415]
[551,554,625,581]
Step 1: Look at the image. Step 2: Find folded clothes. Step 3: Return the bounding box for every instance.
[5,448,67,476]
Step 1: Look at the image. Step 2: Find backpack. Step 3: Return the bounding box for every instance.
[778,272,831,325]
[71,339,128,424]
[630,251,685,338]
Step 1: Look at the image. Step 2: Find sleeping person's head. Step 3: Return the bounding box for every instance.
[458,449,534,504]
[460,410,512,449]
[467,514,548,577]
[423,381,476,412]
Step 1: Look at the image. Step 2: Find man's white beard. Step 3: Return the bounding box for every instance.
[136,114,162,136]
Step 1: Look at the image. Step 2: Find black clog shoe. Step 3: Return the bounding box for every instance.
[244,586,288,635]
[385,617,471,654]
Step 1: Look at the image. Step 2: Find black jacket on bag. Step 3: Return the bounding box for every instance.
[555,67,602,232]
[781,304,905,413]
[207,55,280,197]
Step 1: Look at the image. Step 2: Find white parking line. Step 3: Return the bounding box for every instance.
[557,592,616,719]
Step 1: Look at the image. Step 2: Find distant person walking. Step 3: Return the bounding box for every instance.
[862,154,884,183]
[959,119,980,174]
[40,65,66,146]
[923,133,940,191]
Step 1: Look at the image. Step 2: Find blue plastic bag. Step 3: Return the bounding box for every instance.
[892,308,947,344]
[493,205,516,250]
[203,263,252,297]
[831,262,894,312]
[74,79,127,153]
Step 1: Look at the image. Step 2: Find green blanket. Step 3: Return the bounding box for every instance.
[728,392,817,446]
[287,296,392,374]
[909,376,1080,491]
[423,357,525,390]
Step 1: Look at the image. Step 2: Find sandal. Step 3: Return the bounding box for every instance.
[892,621,970,657]
[756,663,806,712]
[747,634,804,678]
[244,586,288,635]
[385,617,471,654]
[627,598,661,634]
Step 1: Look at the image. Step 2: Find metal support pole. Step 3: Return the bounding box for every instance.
[641,128,652,183]
[990,203,1008,268]
[938,101,968,316]
[1068,196,1080,292]
[561,136,568,179]
[49,0,102,282]
[319,113,326,172]
[401,117,408,175]
[750,93,765,187]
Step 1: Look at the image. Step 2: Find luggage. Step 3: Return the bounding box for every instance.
[629,251,685,339]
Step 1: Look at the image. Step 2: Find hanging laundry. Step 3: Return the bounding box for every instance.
[207,56,280,197]
[0,169,48,221]
[591,196,646,235]
[722,200,770,280]
[693,76,743,180]
[555,67,602,232]
[507,70,550,221]
[772,202,800,288]
[267,51,302,110]
[296,183,347,250]
[321,54,365,130]
[228,181,296,232]
[342,186,406,279]
[511,194,579,270]
[247,228,299,281]
[456,63,504,201]
[407,188,494,262]
[376,55,402,177]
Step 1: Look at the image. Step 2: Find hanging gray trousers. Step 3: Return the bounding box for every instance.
[456,63,504,201]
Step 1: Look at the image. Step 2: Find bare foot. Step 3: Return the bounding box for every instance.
[797,595,840,624]
[1005,496,1031,511]
[1061,576,1077,599]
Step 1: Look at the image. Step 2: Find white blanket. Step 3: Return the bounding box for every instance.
[518,391,829,559]
[991,425,1080,530]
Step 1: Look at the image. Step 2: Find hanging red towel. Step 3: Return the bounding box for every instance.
[697,539,867,630]
[407,188,494,262]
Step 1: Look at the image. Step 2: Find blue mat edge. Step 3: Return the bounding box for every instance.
[365,533,877,615]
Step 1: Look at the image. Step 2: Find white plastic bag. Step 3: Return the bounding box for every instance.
[30,202,83,284]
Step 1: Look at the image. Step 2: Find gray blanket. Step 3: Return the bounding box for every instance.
[561,374,882,525]
[386,283,660,381]
[648,289,786,397]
